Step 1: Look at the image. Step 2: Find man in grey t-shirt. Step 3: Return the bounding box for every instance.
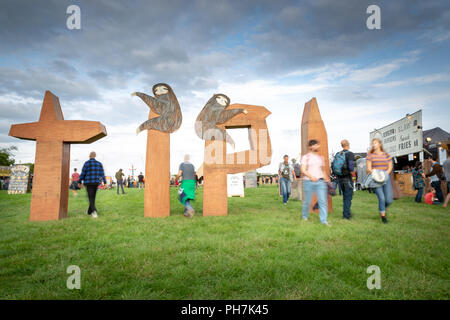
[176,154,197,217]
[443,154,450,208]
[278,155,296,204]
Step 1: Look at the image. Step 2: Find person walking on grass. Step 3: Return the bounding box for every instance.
[115,169,126,195]
[412,161,426,203]
[278,155,297,205]
[332,139,355,220]
[301,139,330,226]
[366,138,393,224]
[443,153,450,208]
[70,168,80,197]
[176,154,197,218]
[138,172,144,189]
[78,151,106,218]
[426,155,444,204]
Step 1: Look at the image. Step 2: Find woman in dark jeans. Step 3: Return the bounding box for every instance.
[412,161,426,203]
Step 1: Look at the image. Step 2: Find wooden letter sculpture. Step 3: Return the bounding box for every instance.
[132,83,182,217]
[301,97,332,213]
[8,91,107,221]
[196,94,272,216]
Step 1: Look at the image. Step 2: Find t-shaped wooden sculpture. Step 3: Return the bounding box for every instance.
[9,91,107,221]
[202,104,272,216]
[301,97,332,213]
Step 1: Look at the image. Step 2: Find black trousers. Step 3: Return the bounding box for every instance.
[85,183,99,214]
[431,181,444,203]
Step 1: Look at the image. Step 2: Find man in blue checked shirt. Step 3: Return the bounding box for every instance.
[79,151,106,218]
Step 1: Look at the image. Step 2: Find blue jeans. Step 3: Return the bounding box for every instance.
[184,199,193,213]
[280,177,292,204]
[302,179,328,224]
[373,175,393,213]
[415,187,423,203]
[337,179,342,195]
[339,177,353,219]
[117,180,125,194]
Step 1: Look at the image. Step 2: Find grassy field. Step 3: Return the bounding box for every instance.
[0,185,449,299]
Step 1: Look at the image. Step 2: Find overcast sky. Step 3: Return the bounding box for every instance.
[1,0,449,176]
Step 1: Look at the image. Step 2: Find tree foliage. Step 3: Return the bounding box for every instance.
[0,146,17,166]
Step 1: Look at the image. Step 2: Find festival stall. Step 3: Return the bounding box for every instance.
[370,110,449,198]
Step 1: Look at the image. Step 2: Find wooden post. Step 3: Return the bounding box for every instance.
[144,116,170,218]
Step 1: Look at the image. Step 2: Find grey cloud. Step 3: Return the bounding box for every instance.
[0,0,449,100]
[0,67,99,101]
[0,100,42,123]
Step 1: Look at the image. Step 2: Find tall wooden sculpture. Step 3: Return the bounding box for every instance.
[8,91,107,221]
[301,97,332,213]
[132,83,182,217]
[196,94,272,216]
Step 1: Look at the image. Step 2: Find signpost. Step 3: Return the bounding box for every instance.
[370,110,423,158]
[7,164,31,194]
[227,173,245,197]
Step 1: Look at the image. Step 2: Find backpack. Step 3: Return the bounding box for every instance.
[332,150,348,176]
[294,163,301,177]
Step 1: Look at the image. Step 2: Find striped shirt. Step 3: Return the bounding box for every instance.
[79,158,106,184]
[366,152,392,171]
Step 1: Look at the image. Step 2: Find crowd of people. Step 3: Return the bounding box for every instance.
[70,152,199,219]
[0,177,10,190]
[412,154,450,207]
[277,137,449,226]
[63,137,449,221]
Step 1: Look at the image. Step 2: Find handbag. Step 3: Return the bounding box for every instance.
[363,172,387,189]
[327,181,337,196]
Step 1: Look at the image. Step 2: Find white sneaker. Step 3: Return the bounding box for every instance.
[323,222,331,227]
[91,211,98,218]
[302,217,308,221]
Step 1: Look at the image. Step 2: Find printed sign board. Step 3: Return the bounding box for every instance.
[227,173,244,197]
[370,110,423,158]
[0,166,11,177]
[7,164,30,194]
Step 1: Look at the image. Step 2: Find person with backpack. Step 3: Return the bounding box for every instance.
[292,158,301,179]
[425,156,444,203]
[278,155,297,205]
[332,139,355,220]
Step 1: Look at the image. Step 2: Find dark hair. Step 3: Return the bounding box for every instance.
[308,139,319,147]
[414,161,421,169]
[74,168,77,171]
[283,154,289,158]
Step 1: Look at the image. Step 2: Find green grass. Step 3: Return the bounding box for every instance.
[0,185,449,299]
